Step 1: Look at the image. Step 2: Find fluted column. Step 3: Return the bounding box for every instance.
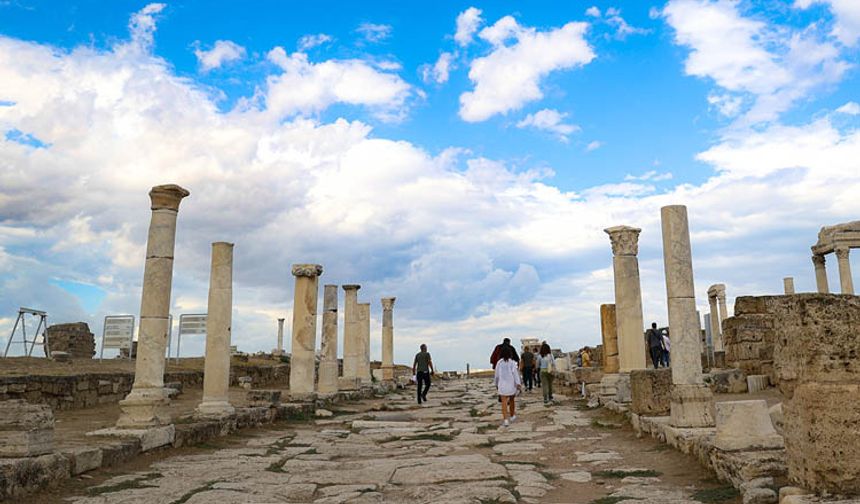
[783,277,795,294]
[605,226,646,372]
[813,254,829,293]
[318,285,339,395]
[289,264,323,399]
[117,184,189,428]
[661,205,714,428]
[196,242,235,418]
[342,285,361,379]
[836,247,854,294]
[381,297,396,381]
[276,318,285,355]
[358,302,371,383]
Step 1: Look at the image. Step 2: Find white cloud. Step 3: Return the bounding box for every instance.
[455,7,483,46]
[586,6,601,17]
[421,52,454,84]
[624,170,674,181]
[836,101,860,115]
[516,109,580,142]
[796,0,860,46]
[663,0,852,125]
[707,93,744,117]
[604,7,650,40]
[261,48,413,121]
[459,17,595,122]
[128,3,165,50]
[356,23,392,43]
[585,140,603,151]
[297,33,333,51]
[193,40,246,72]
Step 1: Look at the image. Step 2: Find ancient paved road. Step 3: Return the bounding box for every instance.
[59,379,738,504]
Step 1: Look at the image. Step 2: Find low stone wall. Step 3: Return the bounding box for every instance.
[722,296,780,381]
[0,363,290,412]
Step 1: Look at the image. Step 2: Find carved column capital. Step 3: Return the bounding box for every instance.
[149,184,190,211]
[342,284,361,292]
[604,225,641,256]
[835,247,851,260]
[812,254,827,267]
[381,297,396,311]
[291,264,323,277]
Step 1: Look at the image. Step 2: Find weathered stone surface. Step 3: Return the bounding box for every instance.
[63,447,103,475]
[747,375,769,393]
[45,322,95,358]
[714,400,784,452]
[670,384,715,428]
[0,453,70,500]
[600,303,619,373]
[630,368,671,415]
[704,368,748,394]
[88,425,175,452]
[0,399,54,457]
[246,389,281,407]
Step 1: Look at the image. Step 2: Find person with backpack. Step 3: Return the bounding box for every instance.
[494,345,521,427]
[490,337,519,369]
[537,342,556,404]
[645,322,663,369]
[661,328,671,367]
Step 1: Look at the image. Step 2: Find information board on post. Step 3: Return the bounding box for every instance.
[101,315,135,361]
[176,313,206,363]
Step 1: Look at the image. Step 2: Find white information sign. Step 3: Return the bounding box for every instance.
[176,313,206,361]
[101,315,135,360]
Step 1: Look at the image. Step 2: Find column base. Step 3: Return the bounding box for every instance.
[194,400,235,419]
[670,383,715,428]
[381,365,394,381]
[116,387,171,428]
[290,391,317,402]
[317,361,339,395]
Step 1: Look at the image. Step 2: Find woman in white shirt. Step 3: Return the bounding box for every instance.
[537,342,555,404]
[494,345,522,427]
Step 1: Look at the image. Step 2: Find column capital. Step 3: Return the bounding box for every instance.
[277,318,285,322]
[291,264,323,277]
[149,184,190,211]
[812,254,826,266]
[381,297,396,310]
[835,247,851,260]
[707,283,726,299]
[342,284,361,291]
[604,225,641,256]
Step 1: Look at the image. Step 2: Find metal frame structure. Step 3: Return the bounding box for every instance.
[3,307,49,358]
[100,315,135,361]
[176,313,206,363]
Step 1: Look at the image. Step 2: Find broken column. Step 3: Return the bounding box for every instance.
[275,318,285,356]
[381,297,396,381]
[605,225,647,372]
[835,247,854,294]
[317,284,339,396]
[707,285,723,352]
[289,264,323,400]
[812,254,829,293]
[117,184,189,428]
[660,205,715,428]
[358,302,372,383]
[195,242,235,419]
[0,400,53,457]
[342,284,361,382]
[599,304,619,373]
[783,277,795,295]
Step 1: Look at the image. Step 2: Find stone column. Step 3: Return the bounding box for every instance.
[318,284,339,395]
[117,184,189,428]
[707,289,721,352]
[358,303,372,383]
[342,285,361,379]
[835,247,854,295]
[381,297,396,381]
[605,226,647,372]
[276,318,285,355]
[783,277,795,294]
[660,205,715,428]
[196,242,235,418]
[716,286,728,326]
[599,304,619,373]
[289,264,323,399]
[812,254,829,293]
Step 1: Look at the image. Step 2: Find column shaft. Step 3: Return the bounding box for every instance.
[318,285,339,395]
[783,277,795,295]
[276,318,285,355]
[381,297,395,381]
[605,226,646,372]
[342,285,360,379]
[289,264,323,399]
[599,304,619,373]
[813,255,830,293]
[836,248,854,295]
[358,303,371,383]
[708,296,721,352]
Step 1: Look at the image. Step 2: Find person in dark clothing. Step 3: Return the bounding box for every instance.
[490,338,519,369]
[413,344,434,404]
[645,322,663,369]
[520,348,535,391]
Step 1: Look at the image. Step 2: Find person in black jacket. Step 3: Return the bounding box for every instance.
[645,322,663,369]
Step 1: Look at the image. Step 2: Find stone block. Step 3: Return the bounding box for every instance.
[338,377,362,390]
[0,452,70,501]
[87,425,175,452]
[50,351,70,363]
[630,368,671,415]
[768,403,783,436]
[705,368,748,394]
[783,382,860,495]
[246,389,281,407]
[45,322,95,358]
[670,383,715,428]
[614,373,631,403]
[573,367,604,384]
[714,400,784,452]
[63,447,103,475]
[0,400,54,457]
[747,375,770,393]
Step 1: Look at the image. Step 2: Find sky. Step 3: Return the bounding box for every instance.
[1,0,859,371]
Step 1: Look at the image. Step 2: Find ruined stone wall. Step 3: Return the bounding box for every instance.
[721,296,782,382]
[45,323,95,359]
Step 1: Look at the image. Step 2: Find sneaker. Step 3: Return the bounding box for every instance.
[502,419,510,427]
[510,415,518,423]
[422,395,428,402]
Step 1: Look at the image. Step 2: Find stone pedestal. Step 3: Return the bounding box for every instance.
[357,303,372,383]
[117,184,189,429]
[835,247,854,294]
[661,205,715,428]
[381,297,396,381]
[342,285,361,380]
[812,254,829,294]
[318,285,339,395]
[783,277,795,295]
[599,304,619,373]
[289,264,323,400]
[0,400,53,457]
[714,400,783,451]
[605,226,647,372]
[275,318,285,356]
[196,242,235,419]
[630,368,672,416]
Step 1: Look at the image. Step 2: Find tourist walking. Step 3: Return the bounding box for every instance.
[646,322,663,369]
[537,342,555,404]
[412,344,434,404]
[494,345,521,427]
[520,346,535,392]
[661,328,671,367]
[490,337,519,369]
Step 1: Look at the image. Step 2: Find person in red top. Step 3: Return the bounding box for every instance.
[490,338,519,369]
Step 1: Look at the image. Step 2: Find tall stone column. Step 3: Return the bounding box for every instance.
[812,254,829,293]
[276,318,285,355]
[707,289,721,352]
[599,304,619,373]
[318,285,339,395]
[381,297,396,381]
[196,242,235,418]
[358,303,372,383]
[342,285,361,379]
[783,277,795,294]
[289,264,323,399]
[117,184,189,428]
[835,247,854,295]
[605,226,647,372]
[660,205,715,428]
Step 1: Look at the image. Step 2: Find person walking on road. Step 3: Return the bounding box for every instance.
[494,345,521,427]
[520,346,535,392]
[413,344,434,404]
[661,328,671,367]
[490,337,519,369]
[646,322,663,369]
[537,342,556,404]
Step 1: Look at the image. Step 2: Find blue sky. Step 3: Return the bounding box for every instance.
[1,1,859,369]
